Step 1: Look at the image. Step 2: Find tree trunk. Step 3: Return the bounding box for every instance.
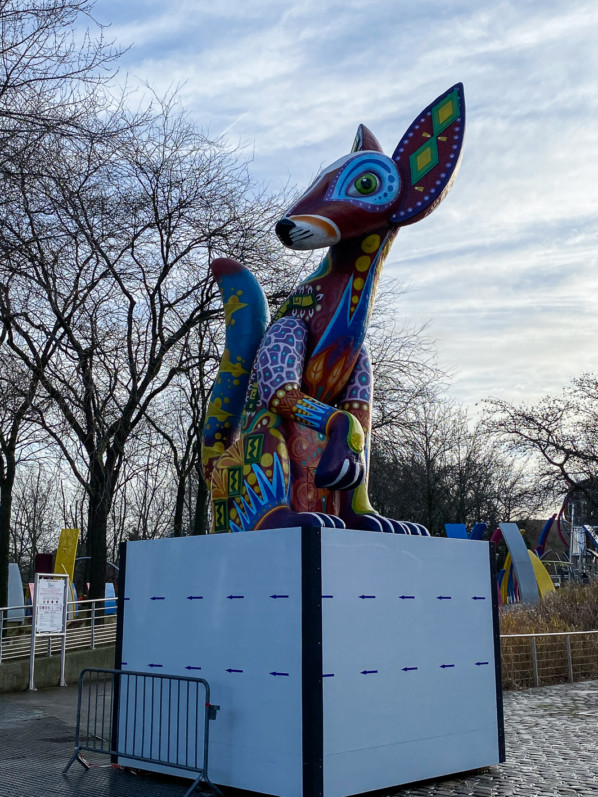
[0,464,15,608]
[192,467,209,535]
[172,477,187,537]
[86,462,111,603]
[0,488,11,608]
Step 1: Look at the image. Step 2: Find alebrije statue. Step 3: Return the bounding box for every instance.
[202,84,465,533]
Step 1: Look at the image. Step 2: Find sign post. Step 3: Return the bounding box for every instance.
[28,573,69,691]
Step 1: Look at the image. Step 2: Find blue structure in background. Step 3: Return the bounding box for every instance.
[445,522,487,541]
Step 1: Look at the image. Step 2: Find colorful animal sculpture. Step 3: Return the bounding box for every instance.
[202,84,465,534]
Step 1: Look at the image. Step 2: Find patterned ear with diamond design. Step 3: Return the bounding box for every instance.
[391,83,465,226]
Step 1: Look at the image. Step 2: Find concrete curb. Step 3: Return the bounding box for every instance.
[0,645,115,692]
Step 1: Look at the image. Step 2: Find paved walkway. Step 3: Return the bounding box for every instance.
[1,680,598,796]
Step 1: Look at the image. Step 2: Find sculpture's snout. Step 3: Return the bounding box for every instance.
[275,217,295,246]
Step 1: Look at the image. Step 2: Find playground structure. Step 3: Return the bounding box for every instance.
[446,495,598,605]
[446,522,554,604]
[549,489,598,583]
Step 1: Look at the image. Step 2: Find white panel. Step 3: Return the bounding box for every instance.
[320,530,500,797]
[120,530,304,797]
[8,563,25,622]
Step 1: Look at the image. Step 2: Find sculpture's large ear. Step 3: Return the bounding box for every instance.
[351,123,384,153]
[391,83,465,226]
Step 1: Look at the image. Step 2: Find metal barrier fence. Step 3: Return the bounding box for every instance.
[0,598,117,664]
[64,668,222,797]
[500,630,598,690]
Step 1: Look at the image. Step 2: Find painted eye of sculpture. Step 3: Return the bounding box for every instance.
[348,172,379,196]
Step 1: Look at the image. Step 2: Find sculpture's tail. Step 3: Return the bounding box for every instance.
[201,258,270,485]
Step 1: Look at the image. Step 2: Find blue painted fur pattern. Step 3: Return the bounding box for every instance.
[201,258,270,484]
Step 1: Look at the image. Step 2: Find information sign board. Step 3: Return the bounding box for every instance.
[28,573,69,690]
[36,577,67,634]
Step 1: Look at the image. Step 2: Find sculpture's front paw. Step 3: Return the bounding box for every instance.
[314,411,365,490]
[258,507,346,529]
[388,519,430,536]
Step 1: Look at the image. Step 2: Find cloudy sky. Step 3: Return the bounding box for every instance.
[94,0,598,411]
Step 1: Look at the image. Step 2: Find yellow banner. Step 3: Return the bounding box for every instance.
[54,528,79,582]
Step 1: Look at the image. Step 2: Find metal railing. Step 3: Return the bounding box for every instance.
[500,630,598,690]
[3,596,598,694]
[64,668,222,797]
[0,597,117,664]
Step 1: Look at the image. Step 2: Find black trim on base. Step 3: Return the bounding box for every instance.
[489,541,506,763]
[111,540,128,760]
[301,526,324,797]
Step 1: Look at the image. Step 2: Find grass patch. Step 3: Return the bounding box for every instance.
[500,581,598,635]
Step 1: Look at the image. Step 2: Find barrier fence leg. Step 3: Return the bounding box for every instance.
[183,774,224,797]
[63,670,91,773]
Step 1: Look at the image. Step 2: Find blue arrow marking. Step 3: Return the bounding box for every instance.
[402,667,418,671]
[361,669,378,675]
[472,596,486,600]
[185,666,202,670]
[150,596,165,601]
[270,594,289,599]
[475,661,489,666]
[437,596,452,600]
[269,671,290,677]
[187,596,204,600]
[227,595,244,600]
[440,664,455,669]
[148,663,163,668]
[322,673,335,678]
[359,595,376,599]
[226,668,243,673]
[399,595,415,600]
[322,594,334,598]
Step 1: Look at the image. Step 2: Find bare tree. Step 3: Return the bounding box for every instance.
[0,0,120,152]
[367,279,444,442]
[0,346,44,604]
[370,392,544,536]
[0,0,124,604]
[144,327,220,537]
[0,93,293,600]
[10,461,62,581]
[485,374,598,510]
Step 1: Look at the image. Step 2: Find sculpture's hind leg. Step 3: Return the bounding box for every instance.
[209,411,345,532]
[335,347,430,535]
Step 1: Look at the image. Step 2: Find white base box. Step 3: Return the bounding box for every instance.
[115,528,504,797]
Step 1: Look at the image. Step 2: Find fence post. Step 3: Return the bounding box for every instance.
[566,634,573,683]
[531,637,539,687]
[91,601,96,650]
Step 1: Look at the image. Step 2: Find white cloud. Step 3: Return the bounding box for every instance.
[93,0,598,409]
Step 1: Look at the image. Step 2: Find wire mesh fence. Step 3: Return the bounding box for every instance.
[3,595,598,694]
[500,630,598,690]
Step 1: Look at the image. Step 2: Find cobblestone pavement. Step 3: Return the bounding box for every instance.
[1,680,598,796]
